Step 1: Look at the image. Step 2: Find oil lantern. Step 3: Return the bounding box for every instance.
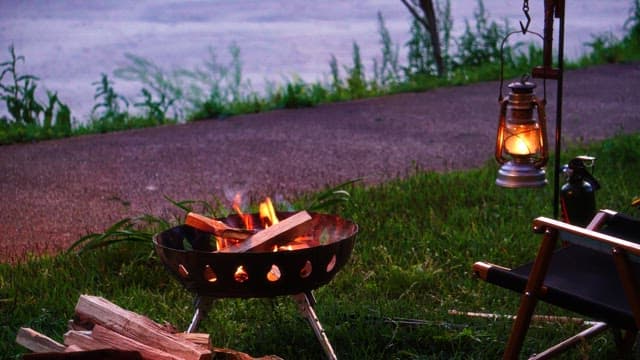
[495,77,548,188]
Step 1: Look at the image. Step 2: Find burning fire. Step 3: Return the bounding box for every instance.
[259,197,279,227]
[216,195,317,252]
[232,192,254,230]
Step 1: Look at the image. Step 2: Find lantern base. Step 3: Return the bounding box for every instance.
[496,161,547,188]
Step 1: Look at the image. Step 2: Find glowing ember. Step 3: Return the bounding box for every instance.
[299,261,313,278]
[177,264,189,278]
[234,266,249,283]
[326,255,337,272]
[266,264,281,282]
[278,243,310,251]
[203,265,217,283]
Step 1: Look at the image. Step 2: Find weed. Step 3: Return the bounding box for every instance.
[276,78,316,109]
[134,88,174,124]
[405,18,435,77]
[114,53,182,119]
[345,42,368,98]
[0,45,73,143]
[373,12,401,87]
[329,54,343,96]
[455,0,510,70]
[42,91,72,137]
[91,73,129,124]
[0,45,43,125]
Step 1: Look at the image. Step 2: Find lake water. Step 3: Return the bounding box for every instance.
[0,0,632,122]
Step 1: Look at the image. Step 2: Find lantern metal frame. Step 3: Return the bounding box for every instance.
[495,28,548,189]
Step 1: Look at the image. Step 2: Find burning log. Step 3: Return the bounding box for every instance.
[218,211,312,253]
[185,212,255,240]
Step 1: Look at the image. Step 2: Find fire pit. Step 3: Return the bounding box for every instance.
[153,211,358,359]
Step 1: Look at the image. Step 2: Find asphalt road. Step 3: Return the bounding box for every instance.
[1,62,639,262]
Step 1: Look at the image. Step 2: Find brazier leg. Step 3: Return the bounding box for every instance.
[187,296,214,333]
[293,291,337,360]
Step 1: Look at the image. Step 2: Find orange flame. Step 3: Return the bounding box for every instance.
[278,243,310,251]
[232,192,253,230]
[227,195,321,252]
[259,197,279,228]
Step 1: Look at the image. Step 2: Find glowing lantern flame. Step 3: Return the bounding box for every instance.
[504,125,541,156]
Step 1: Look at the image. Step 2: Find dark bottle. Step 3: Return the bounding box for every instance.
[560,156,600,227]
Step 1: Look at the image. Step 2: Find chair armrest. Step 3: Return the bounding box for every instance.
[472,261,511,281]
[532,216,640,258]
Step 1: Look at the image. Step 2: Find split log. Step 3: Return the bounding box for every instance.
[74,295,211,360]
[68,319,92,331]
[185,212,255,240]
[64,345,84,352]
[174,332,211,349]
[23,349,143,360]
[219,211,312,253]
[16,327,66,353]
[17,295,280,360]
[64,328,278,360]
[65,324,181,360]
[210,347,284,360]
[62,329,104,351]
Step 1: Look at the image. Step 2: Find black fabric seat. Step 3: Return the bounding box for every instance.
[483,245,638,330]
[473,210,640,359]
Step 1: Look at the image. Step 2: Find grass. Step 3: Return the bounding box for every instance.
[1,1,639,357]
[1,0,639,144]
[2,133,639,359]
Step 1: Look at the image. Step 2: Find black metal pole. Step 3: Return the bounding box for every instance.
[553,1,566,219]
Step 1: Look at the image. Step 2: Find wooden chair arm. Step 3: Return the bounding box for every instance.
[532,216,640,258]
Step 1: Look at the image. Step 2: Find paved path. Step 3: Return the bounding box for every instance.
[1,63,639,262]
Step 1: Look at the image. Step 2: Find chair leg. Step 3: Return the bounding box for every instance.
[612,249,640,329]
[503,292,539,359]
[503,230,559,360]
[613,329,638,359]
[529,322,608,359]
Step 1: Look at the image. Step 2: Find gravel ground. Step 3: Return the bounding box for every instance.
[1,63,639,262]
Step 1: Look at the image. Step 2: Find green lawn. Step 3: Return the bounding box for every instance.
[2,133,638,359]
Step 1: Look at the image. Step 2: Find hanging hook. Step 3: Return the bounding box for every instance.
[520,0,531,34]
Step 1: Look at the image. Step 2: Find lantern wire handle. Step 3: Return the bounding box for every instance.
[498,29,546,103]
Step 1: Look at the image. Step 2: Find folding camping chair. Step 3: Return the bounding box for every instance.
[473,209,640,359]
